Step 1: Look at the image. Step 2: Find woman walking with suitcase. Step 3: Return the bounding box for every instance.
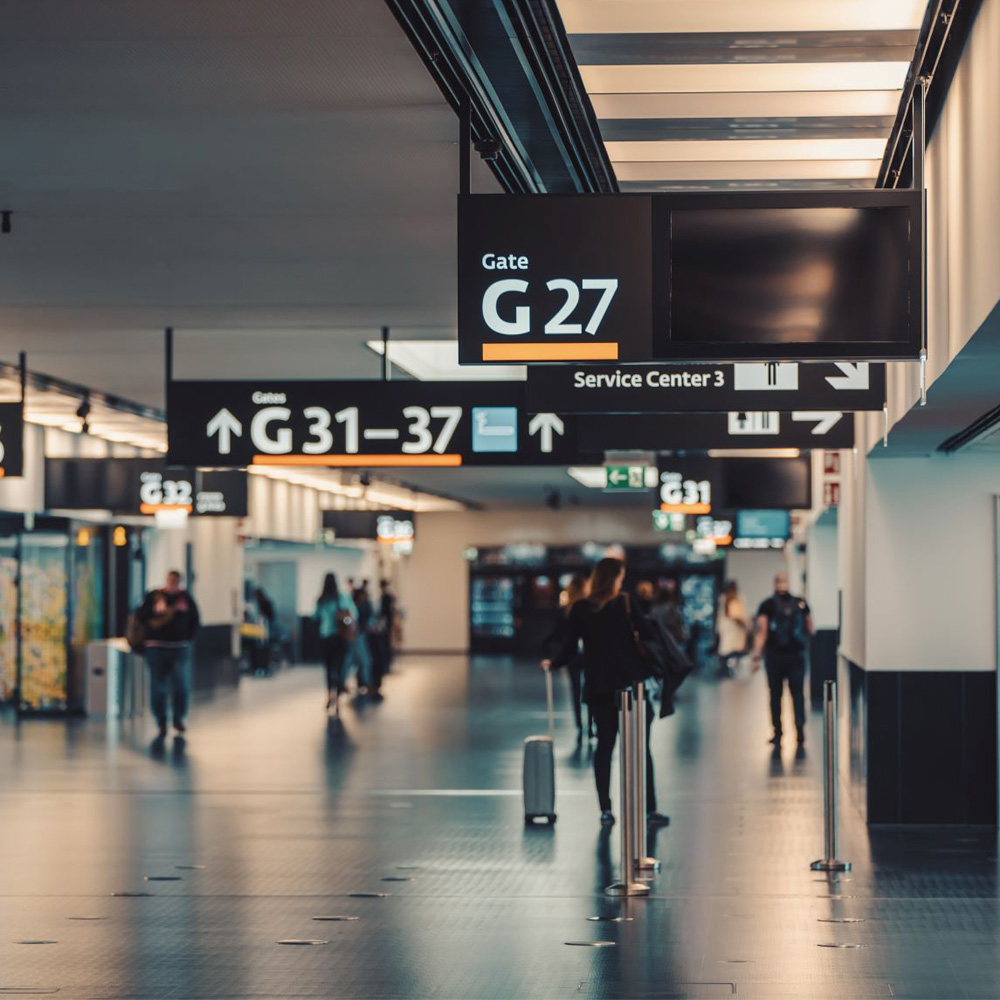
[542,558,667,828]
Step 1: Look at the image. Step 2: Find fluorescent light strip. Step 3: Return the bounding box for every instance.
[614,159,880,181]
[605,137,888,162]
[580,62,910,94]
[590,90,903,120]
[557,0,928,35]
[707,449,802,458]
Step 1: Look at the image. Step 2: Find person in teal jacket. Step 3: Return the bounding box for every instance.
[313,573,358,715]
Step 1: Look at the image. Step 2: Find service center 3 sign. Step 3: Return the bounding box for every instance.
[526,361,885,414]
[458,195,652,364]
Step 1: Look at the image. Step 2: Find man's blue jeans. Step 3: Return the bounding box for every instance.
[145,645,193,729]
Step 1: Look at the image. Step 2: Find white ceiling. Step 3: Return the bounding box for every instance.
[557,0,930,190]
[0,0,498,407]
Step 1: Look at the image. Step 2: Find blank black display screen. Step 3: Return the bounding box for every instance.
[669,206,911,346]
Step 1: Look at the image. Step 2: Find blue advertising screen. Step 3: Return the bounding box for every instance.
[736,509,791,540]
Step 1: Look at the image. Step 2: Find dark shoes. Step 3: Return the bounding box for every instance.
[157,722,168,739]
[173,721,186,735]
[768,734,782,746]
[796,729,805,747]
[600,811,616,826]
[647,811,670,828]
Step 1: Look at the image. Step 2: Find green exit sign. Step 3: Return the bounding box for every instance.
[605,465,657,491]
[653,510,686,532]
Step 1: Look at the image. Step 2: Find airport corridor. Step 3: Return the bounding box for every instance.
[1,658,998,1000]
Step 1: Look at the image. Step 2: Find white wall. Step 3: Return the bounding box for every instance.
[246,544,383,616]
[397,507,675,652]
[862,454,1000,671]
[864,0,1000,451]
[839,448,868,666]
[190,517,243,627]
[725,548,788,623]
[806,514,839,630]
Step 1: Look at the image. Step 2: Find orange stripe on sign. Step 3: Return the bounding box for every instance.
[140,503,194,514]
[660,503,711,515]
[253,454,463,468]
[482,343,619,362]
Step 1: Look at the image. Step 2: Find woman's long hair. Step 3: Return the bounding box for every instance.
[563,572,590,610]
[320,572,340,603]
[588,558,625,609]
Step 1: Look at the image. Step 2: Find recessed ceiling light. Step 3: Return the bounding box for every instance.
[567,466,609,489]
[367,340,525,382]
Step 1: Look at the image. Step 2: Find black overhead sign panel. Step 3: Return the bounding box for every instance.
[525,361,885,414]
[458,194,653,365]
[458,190,922,363]
[45,458,248,517]
[0,402,25,478]
[167,381,578,469]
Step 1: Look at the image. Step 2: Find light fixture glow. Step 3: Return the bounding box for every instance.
[604,137,890,163]
[557,0,928,34]
[580,62,911,96]
[707,449,802,459]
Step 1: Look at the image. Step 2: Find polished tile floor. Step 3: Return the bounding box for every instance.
[1,656,998,999]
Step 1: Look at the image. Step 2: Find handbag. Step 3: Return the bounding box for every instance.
[619,594,655,687]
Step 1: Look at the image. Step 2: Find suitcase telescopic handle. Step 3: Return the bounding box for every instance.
[545,667,554,739]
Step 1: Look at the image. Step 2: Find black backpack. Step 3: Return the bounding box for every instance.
[768,593,808,652]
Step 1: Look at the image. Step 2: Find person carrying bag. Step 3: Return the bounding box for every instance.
[542,558,667,828]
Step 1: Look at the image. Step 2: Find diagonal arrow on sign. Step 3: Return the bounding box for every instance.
[825,363,870,391]
[528,412,565,453]
[207,408,243,455]
[791,411,845,435]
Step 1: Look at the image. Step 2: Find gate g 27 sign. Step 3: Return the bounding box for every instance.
[458,195,652,364]
[459,191,921,363]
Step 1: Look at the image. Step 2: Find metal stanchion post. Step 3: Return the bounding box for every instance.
[633,682,659,874]
[811,680,851,872]
[606,688,650,897]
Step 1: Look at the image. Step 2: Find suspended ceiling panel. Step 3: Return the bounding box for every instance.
[556,0,930,190]
[0,0,497,407]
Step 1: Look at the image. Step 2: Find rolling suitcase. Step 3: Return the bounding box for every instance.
[523,668,556,825]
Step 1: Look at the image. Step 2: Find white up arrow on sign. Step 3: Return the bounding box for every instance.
[791,411,845,435]
[528,412,565,453]
[825,363,869,391]
[207,408,243,455]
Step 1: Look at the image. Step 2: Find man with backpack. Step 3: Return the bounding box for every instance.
[751,572,813,747]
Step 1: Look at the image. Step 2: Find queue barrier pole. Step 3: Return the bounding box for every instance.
[810,680,851,873]
[606,687,651,897]
[633,682,660,874]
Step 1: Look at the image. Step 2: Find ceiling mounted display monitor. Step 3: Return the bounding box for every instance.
[656,191,921,361]
[668,205,913,354]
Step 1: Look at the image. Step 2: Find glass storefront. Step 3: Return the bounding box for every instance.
[0,517,108,715]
